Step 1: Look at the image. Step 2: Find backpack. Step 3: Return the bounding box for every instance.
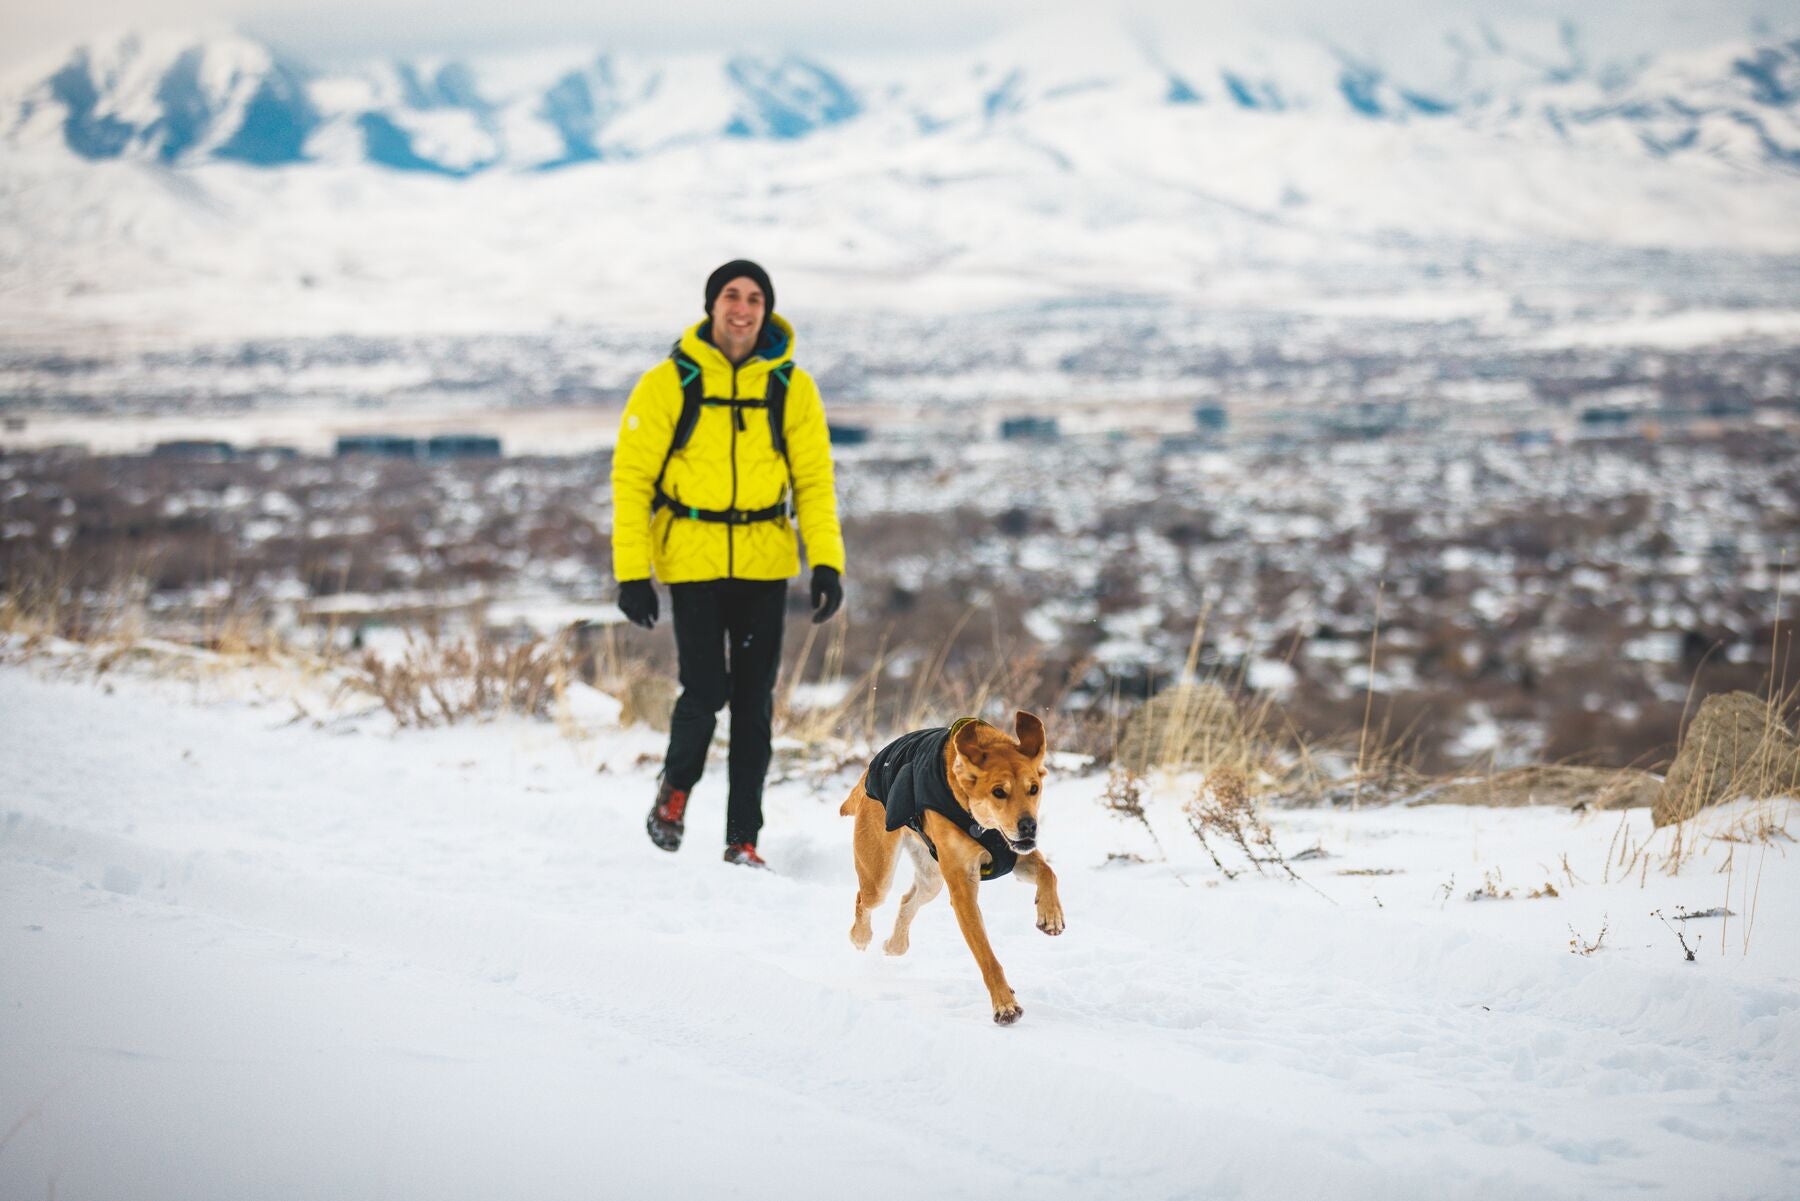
[651,345,795,526]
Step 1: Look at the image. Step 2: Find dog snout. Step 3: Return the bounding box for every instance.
[1016,814,1037,842]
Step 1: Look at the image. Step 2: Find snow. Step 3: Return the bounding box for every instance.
[3,647,1798,1199]
[1245,656,1297,696]
[1532,308,1800,350]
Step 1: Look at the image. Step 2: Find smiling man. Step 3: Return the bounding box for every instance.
[610,260,846,869]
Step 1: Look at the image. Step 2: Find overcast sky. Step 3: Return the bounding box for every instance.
[3,0,1791,66]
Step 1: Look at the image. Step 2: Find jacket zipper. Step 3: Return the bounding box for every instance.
[727,362,739,579]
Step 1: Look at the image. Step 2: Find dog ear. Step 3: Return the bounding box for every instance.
[1014,710,1046,759]
[953,720,988,768]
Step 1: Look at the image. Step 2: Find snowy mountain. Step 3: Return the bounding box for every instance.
[6,23,1798,176]
[3,31,316,166]
[1,19,1798,343]
[0,32,873,173]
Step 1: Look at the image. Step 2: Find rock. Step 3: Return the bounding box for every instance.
[1418,765,1660,810]
[1654,691,1800,827]
[1114,683,1251,774]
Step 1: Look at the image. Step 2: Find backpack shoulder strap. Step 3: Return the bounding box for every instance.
[668,346,705,453]
[653,345,706,500]
[765,361,793,457]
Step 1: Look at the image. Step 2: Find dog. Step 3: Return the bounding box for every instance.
[839,711,1063,1024]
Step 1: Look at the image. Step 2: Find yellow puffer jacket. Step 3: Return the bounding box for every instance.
[610,314,845,585]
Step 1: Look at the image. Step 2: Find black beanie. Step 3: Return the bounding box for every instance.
[704,260,775,317]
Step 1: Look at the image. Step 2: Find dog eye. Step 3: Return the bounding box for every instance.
[991,786,1007,800]
[1028,783,1039,796]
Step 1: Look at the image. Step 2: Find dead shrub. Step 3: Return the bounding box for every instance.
[349,630,572,727]
[1183,767,1302,883]
[1568,917,1609,956]
[1655,690,1800,827]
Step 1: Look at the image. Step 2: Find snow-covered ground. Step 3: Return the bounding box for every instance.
[2,647,1797,1200]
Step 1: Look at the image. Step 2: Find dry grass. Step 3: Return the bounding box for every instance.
[1353,580,1385,809]
[9,434,1800,774]
[0,556,348,698]
[566,619,669,728]
[1465,867,1518,901]
[1420,764,1659,811]
[1113,614,1298,788]
[775,618,885,748]
[1101,766,1150,831]
[7,501,1795,874]
[1661,688,1800,817]
[1183,766,1308,885]
[1099,765,1187,883]
[346,628,574,728]
[1603,572,1796,899]
[1651,908,1700,961]
[2,560,584,730]
[1653,689,1798,899]
[1660,567,1797,846]
[0,556,136,647]
[1568,917,1610,956]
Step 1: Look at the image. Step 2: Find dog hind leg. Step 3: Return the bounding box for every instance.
[883,838,942,956]
[848,794,898,951]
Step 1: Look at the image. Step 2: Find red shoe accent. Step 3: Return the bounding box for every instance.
[723,843,768,868]
[656,788,689,823]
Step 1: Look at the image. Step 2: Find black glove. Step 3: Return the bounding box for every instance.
[810,565,843,625]
[617,579,659,630]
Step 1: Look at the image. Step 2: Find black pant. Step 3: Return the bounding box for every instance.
[663,578,788,847]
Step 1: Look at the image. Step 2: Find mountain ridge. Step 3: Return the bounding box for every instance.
[5,22,1798,176]
[4,20,1799,343]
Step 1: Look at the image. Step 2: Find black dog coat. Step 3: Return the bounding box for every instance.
[864,720,1019,880]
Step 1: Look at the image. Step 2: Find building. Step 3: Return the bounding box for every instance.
[1324,401,1409,441]
[151,439,235,461]
[999,415,1060,442]
[427,434,503,459]
[336,435,419,458]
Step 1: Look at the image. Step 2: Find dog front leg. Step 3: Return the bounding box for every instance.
[1013,851,1065,936]
[942,862,1021,1024]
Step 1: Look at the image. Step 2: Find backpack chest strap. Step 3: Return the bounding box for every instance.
[650,347,797,525]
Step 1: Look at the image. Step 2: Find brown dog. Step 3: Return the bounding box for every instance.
[839,711,1063,1024]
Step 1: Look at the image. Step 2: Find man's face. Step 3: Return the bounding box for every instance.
[711,277,766,359]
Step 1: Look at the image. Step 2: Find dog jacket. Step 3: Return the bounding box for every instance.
[864,722,1019,880]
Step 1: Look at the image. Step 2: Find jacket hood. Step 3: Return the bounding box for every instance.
[681,312,795,377]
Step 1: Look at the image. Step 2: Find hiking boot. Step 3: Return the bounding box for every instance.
[645,780,689,852]
[722,842,768,869]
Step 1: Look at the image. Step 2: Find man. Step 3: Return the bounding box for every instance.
[610,260,846,869]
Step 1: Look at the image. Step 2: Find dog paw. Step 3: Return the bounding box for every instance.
[993,1002,1023,1025]
[849,921,872,951]
[882,934,909,956]
[1036,909,1065,936]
